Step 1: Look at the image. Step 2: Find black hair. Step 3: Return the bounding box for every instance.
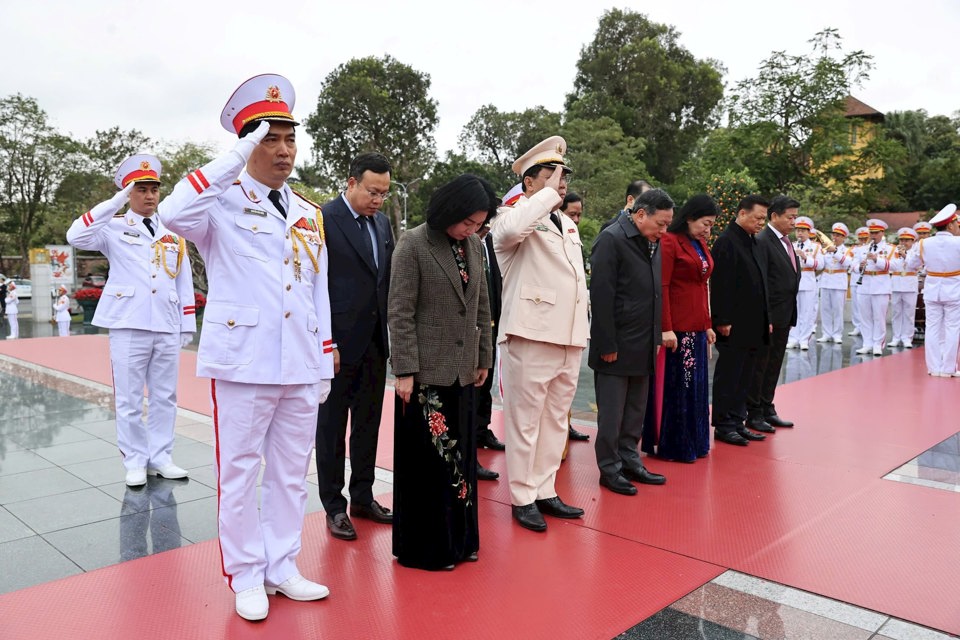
[349,152,391,181]
[560,192,582,212]
[238,118,296,139]
[737,194,770,215]
[630,188,674,216]
[668,194,719,234]
[626,179,652,201]
[426,174,500,231]
[767,195,801,219]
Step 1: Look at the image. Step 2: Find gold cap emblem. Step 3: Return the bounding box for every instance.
[265,86,282,102]
[140,160,151,171]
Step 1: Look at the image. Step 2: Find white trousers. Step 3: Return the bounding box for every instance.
[57,320,71,337]
[500,336,582,506]
[857,292,889,350]
[819,288,846,341]
[211,379,320,593]
[109,328,180,470]
[923,299,960,375]
[789,290,818,346]
[850,282,862,332]
[890,292,918,344]
[6,314,17,339]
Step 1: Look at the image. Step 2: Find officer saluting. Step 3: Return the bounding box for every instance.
[66,155,196,487]
[160,74,334,621]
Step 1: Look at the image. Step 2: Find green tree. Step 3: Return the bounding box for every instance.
[458,104,563,175]
[83,127,152,176]
[705,170,759,243]
[565,8,724,184]
[883,110,960,210]
[304,55,439,236]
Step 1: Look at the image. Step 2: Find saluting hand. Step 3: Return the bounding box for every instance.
[545,164,563,193]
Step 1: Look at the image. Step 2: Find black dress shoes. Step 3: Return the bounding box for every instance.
[477,464,499,481]
[512,504,547,532]
[747,419,776,434]
[600,473,637,495]
[568,426,590,441]
[350,500,393,524]
[535,496,584,519]
[622,466,666,485]
[765,414,794,428]
[736,426,766,441]
[477,429,506,451]
[326,512,357,540]
[715,430,749,446]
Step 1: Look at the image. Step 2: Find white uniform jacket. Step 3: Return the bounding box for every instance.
[850,241,892,295]
[820,246,850,290]
[918,233,960,303]
[794,240,821,291]
[67,208,196,334]
[889,247,921,293]
[159,150,334,385]
[4,293,16,316]
[53,295,71,321]
[490,188,589,348]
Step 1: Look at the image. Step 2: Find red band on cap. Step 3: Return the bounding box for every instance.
[122,170,160,187]
[232,100,293,134]
[934,213,957,228]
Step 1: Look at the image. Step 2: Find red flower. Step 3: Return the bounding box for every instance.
[74,287,102,301]
[428,411,447,437]
[194,291,207,309]
[458,481,467,500]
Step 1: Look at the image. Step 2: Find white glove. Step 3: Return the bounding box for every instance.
[233,120,271,162]
[111,181,136,206]
[180,333,194,348]
[318,379,331,404]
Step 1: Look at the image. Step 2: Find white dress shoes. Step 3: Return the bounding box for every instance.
[124,468,147,487]
[833,336,843,344]
[872,347,883,356]
[855,347,872,355]
[903,341,913,349]
[889,339,901,348]
[786,341,799,349]
[235,585,269,621]
[848,328,861,336]
[799,343,809,351]
[265,574,330,601]
[816,336,830,343]
[147,463,189,479]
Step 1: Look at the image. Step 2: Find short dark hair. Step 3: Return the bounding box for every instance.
[560,192,582,212]
[238,118,296,139]
[737,194,770,214]
[767,195,801,219]
[668,194,719,234]
[349,152,391,181]
[630,188,674,216]
[426,174,500,231]
[626,180,652,202]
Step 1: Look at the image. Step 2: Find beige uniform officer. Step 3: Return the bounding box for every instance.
[889,228,921,348]
[66,155,196,487]
[851,219,892,355]
[787,216,821,349]
[491,136,589,533]
[916,204,960,376]
[53,285,71,336]
[160,74,334,621]
[817,223,850,343]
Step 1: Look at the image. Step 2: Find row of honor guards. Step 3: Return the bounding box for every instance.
[782,209,960,376]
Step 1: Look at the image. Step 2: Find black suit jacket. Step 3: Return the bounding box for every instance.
[755,226,801,328]
[483,233,502,333]
[323,194,394,364]
[710,221,769,348]
[588,215,662,376]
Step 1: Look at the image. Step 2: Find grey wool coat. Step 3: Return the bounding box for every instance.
[388,224,492,386]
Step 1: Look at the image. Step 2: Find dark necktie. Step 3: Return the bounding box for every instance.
[799,241,804,250]
[357,215,376,266]
[143,217,155,237]
[550,212,563,232]
[268,190,286,219]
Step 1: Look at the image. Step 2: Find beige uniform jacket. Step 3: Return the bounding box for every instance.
[490,188,588,348]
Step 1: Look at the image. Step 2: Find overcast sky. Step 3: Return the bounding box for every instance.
[2,0,958,175]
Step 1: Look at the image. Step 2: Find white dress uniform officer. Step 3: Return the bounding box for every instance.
[916,204,960,376]
[491,136,589,533]
[787,216,821,349]
[889,228,921,348]
[817,223,850,344]
[4,283,18,339]
[66,155,196,487]
[53,285,71,336]
[160,74,334,621]
[848,227,870,336]
[851,219,892,356]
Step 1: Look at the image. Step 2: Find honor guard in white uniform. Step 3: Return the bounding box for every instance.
[491,136,589,533]
[66,155,195,487]
[817,223,850,344]
[914,221,933,240]
[159,74,334,621]
[787,216,821,349]
[4,283,18,339]
[848,227,870,336]
[851,219,892,355]
[916,204,960,376]
[889,228,921,348]
[53,285,71,336]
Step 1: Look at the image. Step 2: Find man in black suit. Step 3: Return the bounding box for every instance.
[315,152,394,540]
[747,195,801,433]
[710,195,771,446]
[474,223,505,480]
[599,179,652,233]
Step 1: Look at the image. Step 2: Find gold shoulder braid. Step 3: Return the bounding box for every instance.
[153,236,185,278]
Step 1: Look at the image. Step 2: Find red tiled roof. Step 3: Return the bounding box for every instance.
[845,96,884,119]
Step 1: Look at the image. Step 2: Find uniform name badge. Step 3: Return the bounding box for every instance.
[243,207,268,217]
[535,224,550,232]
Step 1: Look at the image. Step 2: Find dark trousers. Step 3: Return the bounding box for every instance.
[475,337,496,441]
[594,372,650,476]
[711,342,758,433]
[747,326,789,420]
[315,335,386,514]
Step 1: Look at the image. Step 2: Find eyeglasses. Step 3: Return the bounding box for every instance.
[364,188,391,202]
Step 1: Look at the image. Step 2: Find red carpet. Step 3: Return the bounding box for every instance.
[1,337,959,637]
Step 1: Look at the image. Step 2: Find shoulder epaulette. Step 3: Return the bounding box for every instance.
[291,189,322,211]
[113,212,125,218]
